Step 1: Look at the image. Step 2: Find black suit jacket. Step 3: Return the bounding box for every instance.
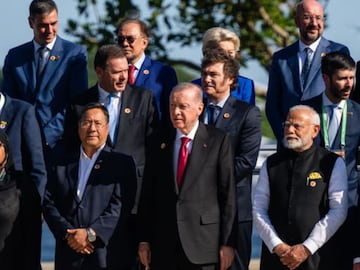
[203,96,262,222]
[43,147,136,270]
[138,123,236,267]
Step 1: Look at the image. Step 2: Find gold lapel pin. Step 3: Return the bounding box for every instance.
[143,69,150,75]
[124,108,131,114]
[223,113,230,119]
[160,143,166,149]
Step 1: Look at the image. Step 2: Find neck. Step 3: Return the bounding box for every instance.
[82,146,98,158]
[325,91,342,104]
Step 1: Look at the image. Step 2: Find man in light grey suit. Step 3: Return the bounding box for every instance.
[265,0,350,145]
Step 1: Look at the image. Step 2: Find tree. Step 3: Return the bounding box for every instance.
[65,0,329,74]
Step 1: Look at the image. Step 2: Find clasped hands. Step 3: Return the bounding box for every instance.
[65,228,94,255]
[273,243,311,270]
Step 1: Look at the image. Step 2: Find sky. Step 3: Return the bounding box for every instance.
[0,0,359,86]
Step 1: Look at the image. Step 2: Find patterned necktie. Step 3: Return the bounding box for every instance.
[106,93,120,143]
[301,47,312,88]
[208,104,221,125]
[177,137,191,188]
[37,46,48,80]
[128,65,136,85]
[328,104,339,146]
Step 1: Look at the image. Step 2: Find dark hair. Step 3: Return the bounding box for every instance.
[29,0,57,18]
[115,18,151,38]
[79,102,109,124]
[94,44,127,70]
[321,52,355,76]
[201,47,239,90]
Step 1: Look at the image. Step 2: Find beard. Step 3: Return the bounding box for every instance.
[283,135,307,150]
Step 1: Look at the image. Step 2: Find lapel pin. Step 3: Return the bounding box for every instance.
[203,143,208,148]
[160,143,166,149]
[223,113,230,119]
[50,55,60,61]
[321,52,326,57]
[347,111,353,115]
[0,121,7,129]
[143,69,150,75]
[124,108,131,114]
[94,164,100,169]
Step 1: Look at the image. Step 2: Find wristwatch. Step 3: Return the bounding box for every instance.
[86,228,96,242]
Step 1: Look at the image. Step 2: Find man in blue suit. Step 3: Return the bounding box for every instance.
[0,92,46,270]
[43,103,137,270]
[266,0,350,145]
[2,0,88,163]
[200,48,262,270]
[116,18,178,126]
[302,52,359,269]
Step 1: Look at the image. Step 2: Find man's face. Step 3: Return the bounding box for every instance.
[78,108,109,151]
[283,109,319,152]
[201,62,233,102]
[28,9,58,45]
[117,22,148,64]
[295,1,324,45]
[96,57,128,93]
[324,69,355,103]
[170,88,204,135]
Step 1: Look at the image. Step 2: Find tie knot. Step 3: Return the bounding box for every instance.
[38,46,48,55]
[181,137,191,145]
[304,47,312,54]
[129,65,136,72]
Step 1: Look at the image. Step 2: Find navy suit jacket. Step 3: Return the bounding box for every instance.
[0,93,46,201]
[203,96,261,222]
[193,75,256,105]
[266,37,350,142]
[133,55,178,125]
[302,95,360,207]
[2,36,88,148]
[138,123,236,266]
[43,147,136,270]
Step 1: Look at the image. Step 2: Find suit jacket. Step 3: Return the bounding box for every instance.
[192,75,256,105]
[351,61,360,103]
[134,55,178,125]
[2,36,88,148]
[265,37,350,143]
[43,147,137,270]
[302,95,360,207]
[137,123,236,267]
[203,96,261,222]
[0,93,46,201]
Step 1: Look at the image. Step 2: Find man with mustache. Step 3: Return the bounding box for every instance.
[253,105,348,270]
[302,52,360,269]
[266,0,350,147]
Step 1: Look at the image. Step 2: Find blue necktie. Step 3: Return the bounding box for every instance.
[106,93,120,143]
[301,47,312,88]
[37,46,48,80]
[208,104,221,125]
[328,104,338,146]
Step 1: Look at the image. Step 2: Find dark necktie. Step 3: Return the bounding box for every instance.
[328,104,339,146]
[177,137,191,188]
[37,46,48,80]
[301,47,312,88]
[208,104,221,125]
[128,65,136,85]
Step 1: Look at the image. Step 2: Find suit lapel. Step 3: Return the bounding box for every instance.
[135,56,151,86]
[66,161,81,203]
[22,43,37,92]
[215,96,237,129]
[114,85,132,146]
[286,42,302,94]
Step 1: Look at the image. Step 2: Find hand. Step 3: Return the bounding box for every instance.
[66,228,94,254]
[219,245,234,270]
[138,242,151,270]
[273,242,291,258]
[280,244,311,270]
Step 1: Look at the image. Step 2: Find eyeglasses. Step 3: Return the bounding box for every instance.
[283,122,315,130]
[79,120,107,129]
[302,14,325,22]
[116,35,140,44]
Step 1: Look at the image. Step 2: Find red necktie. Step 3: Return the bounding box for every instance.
[176,137,191,188]
[128,65,136,85]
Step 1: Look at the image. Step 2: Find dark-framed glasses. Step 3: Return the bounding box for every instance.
[116,35,139,44]
[302,14,325,22]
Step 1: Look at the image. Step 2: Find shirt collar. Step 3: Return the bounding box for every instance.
[33,36,57,53]
[132,52,146,70]
[80,143,105,160]
[98,85,122,104]
[299,37,321,53]
[175,120,199,141]
[322,92,345,109]
[0,93,6,114]
[207,94,230,108]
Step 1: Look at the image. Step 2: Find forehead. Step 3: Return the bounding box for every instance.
[81,108,106,119]
[119,22,142,35]
[32,9,58,22]
[106,56,128,68]
[218,40,236,50]
[287,109,311,122]
[202,62,225,73]
[333,68,355,77]
[302,2,324,15]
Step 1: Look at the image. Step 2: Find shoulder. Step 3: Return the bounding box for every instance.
[143,56,176,73]
[127,85,154,98]
[238,75,254,85]
[55,36,87,54]
[272,41,299,59]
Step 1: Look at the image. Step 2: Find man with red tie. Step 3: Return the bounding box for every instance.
[137,82,237,270]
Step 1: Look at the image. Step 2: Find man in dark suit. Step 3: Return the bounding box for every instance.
[0,92,47,270]
[2,0,88,163]
[200,49,262,270]
[64,44,159,270]
[266,0,350,145]
[116,18,178,125]
[302,52,359,269]
[43,103,137,270]
[137,83,236,270]
[351,61,360,103]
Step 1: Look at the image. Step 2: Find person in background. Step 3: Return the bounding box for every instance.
[137,83,236,270]
[0,130,21,269]
[254,105,348,270]
[116,17,178,126]
[200,48,261,270]
[0,91,46,270]
[302,52,359,269]
[350,61,360,103]
[192,27,256,105]
[2,0,88,164]
[43,103,137,270]
[265,0,350,146]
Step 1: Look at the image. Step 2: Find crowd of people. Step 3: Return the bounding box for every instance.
[0,0,359,270]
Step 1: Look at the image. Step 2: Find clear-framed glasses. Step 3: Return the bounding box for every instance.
[283,122,307,130]
[302,14,325,22]
[79,120,106,129]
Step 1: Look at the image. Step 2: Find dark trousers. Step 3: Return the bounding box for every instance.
[230,221,252,270]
